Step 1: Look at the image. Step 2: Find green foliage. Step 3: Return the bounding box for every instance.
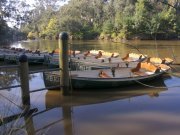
[118,30,127,39]
[40,17,59,39]
[111,32,117,38]
[16,0,179,40]
[27,31,38,40]
[133,0,151,33]
[0,0,32,44]
[73,32,84,40]
[99,32,106,39]
[81,25,99,39]
[102,20,114,34]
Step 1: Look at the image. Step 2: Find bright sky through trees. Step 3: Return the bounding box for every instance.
[7,0,70,27]
[25,0,69,6]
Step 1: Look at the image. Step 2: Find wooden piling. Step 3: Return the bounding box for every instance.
[19,54,30,106]
[59,32,70,96]
[62,106,73,135]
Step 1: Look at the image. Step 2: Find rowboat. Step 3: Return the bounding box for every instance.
[2,53,45,64]
[0,54,5,61]
[3,54,19,64]
[43,62,170,89]
[44,49,119,68]
[44,49,81,68]
[26,54,45,64]
[146,57,174,65]
[44,49,148,69]
[69,51,149,70]
[122,53,147,62]
[0,48,47,64]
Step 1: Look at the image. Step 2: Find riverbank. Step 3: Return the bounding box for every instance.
[98,33,179,43]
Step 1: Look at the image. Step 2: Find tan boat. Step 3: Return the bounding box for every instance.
[122,53,147,62]
[146,57,174,65]
[43,62,170,89]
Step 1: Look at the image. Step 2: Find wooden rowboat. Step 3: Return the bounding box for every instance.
[0,48,48,64]
[0,54,4,61]
[69,51,148,70]
[43,62,170,90]
[45,49,120,68]
[146,57,174,65]
[122,53,147,62]
[45,49,148,69]
[44,49,81,68]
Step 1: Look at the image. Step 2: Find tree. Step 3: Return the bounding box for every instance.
[103,20,114,34]
[0,0,34,44]
[40,17,59,39]
[19,0,179,40]
[134,0,150,33]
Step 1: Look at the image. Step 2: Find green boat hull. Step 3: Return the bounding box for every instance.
[43,71,164,90]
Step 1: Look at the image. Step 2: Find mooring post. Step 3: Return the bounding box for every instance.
[62,106,73,135]
[19,54,30,106]
[59,32,70,96]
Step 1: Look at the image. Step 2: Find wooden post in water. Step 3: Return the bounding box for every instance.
[59,32,70,96]
[62,106,73,135]
[19,54,30,106]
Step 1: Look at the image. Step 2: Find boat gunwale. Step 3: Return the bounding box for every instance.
[44,70,165,81]
[71,71,164,81]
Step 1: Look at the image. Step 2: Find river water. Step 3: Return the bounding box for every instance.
[0,40,180,135]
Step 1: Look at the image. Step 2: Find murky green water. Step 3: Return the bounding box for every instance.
[0,40,180,135]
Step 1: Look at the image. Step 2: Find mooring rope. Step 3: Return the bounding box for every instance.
[134,79,180,89]
[124,42,148,58]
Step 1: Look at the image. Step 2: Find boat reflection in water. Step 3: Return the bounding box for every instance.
[43,78,168,135]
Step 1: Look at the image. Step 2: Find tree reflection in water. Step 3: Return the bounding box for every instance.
[0,67,37,90]
[0,68,20,89]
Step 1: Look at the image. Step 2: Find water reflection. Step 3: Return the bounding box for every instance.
[0,67,41,90]
[24,115,35,135]
[10,40,180,64]
[43,78,167,135]
[22,76,180,135]
[1,40,180,135]
[45,81,167,108]
[10,40,180,56]
[1,69,180,135]
[0,68,19,89]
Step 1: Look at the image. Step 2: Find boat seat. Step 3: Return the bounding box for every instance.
[132,71,148,76]
[84,51,90,57]
[122,53,129,61]
[157,64,170,71]
[163,57,173,64]
[147,57,163,64]
[140,62,157,72]
[95,51,103,59]
[122,53,144,62]
[98,70,111,78]
[131,62,159,75]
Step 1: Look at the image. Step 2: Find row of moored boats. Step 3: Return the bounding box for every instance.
[39,49,173,90]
